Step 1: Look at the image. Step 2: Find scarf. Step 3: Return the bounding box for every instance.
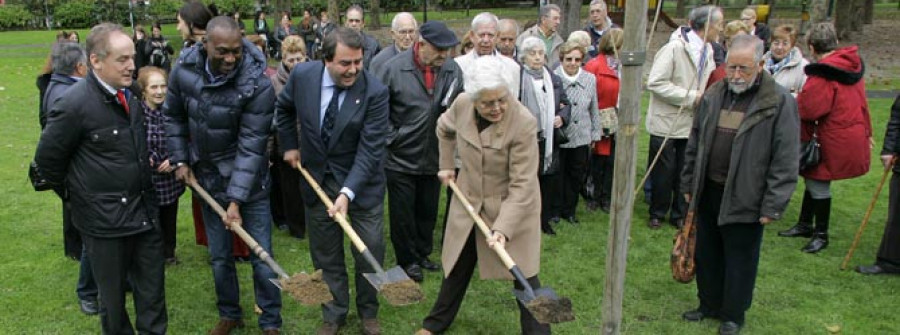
[765,49,793,75]
[413,43,435,94]
[520,66,556,172]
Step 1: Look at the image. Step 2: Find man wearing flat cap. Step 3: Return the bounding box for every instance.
[375,20,464,283]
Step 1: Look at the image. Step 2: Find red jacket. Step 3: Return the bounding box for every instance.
[797,45,871,181]
[584,55,620,109]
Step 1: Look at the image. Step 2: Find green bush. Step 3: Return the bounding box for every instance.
[54,0,96,29]
[146,0,183,22]
[210,0,258,17]
[0,4,34,29]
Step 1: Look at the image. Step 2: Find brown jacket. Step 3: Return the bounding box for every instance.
[437,92,542,280]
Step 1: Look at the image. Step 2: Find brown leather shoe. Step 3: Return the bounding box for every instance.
[262,329,280,335]
[209,319,244,335]
[316,322,340,335]
[362,318,381,335]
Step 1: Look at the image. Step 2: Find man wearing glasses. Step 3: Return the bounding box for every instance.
[455,12,521,98]
[369,12,418,75]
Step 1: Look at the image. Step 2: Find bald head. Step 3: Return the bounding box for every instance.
[497,19,519,58]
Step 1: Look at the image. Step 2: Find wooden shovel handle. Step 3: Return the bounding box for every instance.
[294,163,383,271]
[446,180,518,270]
[841,157,896,270]
[186,177,289,279]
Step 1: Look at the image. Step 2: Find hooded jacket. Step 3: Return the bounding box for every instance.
[797,46,872,181]
[164,39,275,205]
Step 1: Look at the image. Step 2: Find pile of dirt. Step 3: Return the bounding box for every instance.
[380,279,425,306]
[282,269,333,305]
[525,295,575,324]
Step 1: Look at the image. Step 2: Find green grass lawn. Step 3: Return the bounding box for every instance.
[1,24,900,334]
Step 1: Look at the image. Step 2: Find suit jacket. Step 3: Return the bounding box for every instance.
[437,93,542,280]
[276,61,389,210]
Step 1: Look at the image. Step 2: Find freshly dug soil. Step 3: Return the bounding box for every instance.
[526,295,575,324]
[282,270,333,305]
[380,279,425,306]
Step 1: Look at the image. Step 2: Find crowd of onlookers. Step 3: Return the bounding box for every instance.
[31,1,899,334]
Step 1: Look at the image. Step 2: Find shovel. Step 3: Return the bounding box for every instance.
[447,180,574,324]
[296,164,424,306]
[186,177,332,305]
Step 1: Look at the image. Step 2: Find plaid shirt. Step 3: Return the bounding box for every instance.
[143,101,185,205]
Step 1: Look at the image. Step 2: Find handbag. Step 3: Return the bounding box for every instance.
[671,210,697,283]
[800,122,820,171]
[598,107,619,135]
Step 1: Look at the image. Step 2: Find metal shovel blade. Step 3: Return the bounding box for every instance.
[269,278,285,290]
[514,286,575,324]
[362,266,412,290]
[363,266,424,306]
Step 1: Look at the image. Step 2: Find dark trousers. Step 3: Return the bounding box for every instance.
[159,202,178,259]
[306,175,384,323]
[589,141,616,206]
[82,229,167,334]
[540,173,562,224]
[276,160,306,238]
[648,135,687,222]
[422,228,550,334]
[387,170,441,266]
[877,173,900,267]
[559,146,590,217]
[695,182,764,326]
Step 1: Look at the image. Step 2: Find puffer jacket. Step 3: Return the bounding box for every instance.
[764,46,809,94]
[164,39,275,205]
[797,45,872,181]
[646,27,715,138]
[35,71,158,237]
[376,48,464,175]
[682,72,799,225]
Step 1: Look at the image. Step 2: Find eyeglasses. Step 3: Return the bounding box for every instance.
[771,40,791,47]
[395,29,416,37]
[725,64,756,75]
[478,96,508,110]
[563,57,582,63]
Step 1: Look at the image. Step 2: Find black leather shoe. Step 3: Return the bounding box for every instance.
[541,223,557,235]
[801,233,828,253]
[550,216,561,224]
[856,264,900,275]
[79,299,99,316]
[565,216,580,225]
[778,223,814,237]
[404,263,424,282]
[682,309,716,322]
[719,321,741,335]
[648,219,662,229]
[420,258,440,271]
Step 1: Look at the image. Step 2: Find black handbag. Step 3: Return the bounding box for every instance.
[800,123,820,171]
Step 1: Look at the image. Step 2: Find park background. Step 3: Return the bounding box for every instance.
[1,0,899,333]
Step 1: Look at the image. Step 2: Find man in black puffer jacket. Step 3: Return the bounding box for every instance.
[34,23,167,334]
[164,17,282,334]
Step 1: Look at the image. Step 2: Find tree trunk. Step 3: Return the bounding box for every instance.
[809,0,829,24]
[369,0,382,30]
[676,0,686,18]
[328,0,339,26]
[835,0,865,39]
[554,0,581,41]
[863,0,874,24]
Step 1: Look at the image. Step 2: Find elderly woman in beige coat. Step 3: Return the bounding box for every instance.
[416,57,549,335]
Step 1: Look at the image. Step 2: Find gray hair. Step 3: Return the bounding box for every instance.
[727,34,764,63]
[539,4,561,20]
[471,12,499,32]
[51,42,87,75]
[346,4,364,18]
[391,12,417,31]
[517,36,545,63]
[589,0,608,10]
[498,18,519,35]
[86,23,125,61]
[567,30,591,48]
[688,5,722,31]
[806,22,838,54]
[465,56,512,101]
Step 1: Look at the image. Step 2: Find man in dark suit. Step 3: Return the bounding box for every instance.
[34,23,167,334]
[276,27,389,335]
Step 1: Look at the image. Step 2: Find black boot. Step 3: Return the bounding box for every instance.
[541,221,556,235]
[802,197,831,253]
[779,190,814,237]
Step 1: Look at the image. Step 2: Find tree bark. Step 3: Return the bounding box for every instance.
[835,0,865,39]
[864,0,874,24]
[554,0,581,41]
[328,0,339,26]
[676,0,686,18]
[809,0,829,24]
[369,0,382,30]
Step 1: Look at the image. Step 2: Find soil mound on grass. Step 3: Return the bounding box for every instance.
[526,295,575,324]
[282,269,333,305]
[380,279,424,306]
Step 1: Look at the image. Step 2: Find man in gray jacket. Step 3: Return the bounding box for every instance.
[376,21,463,282]
[680,35,798,335]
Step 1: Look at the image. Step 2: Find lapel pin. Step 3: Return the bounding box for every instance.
[355,99,360,104]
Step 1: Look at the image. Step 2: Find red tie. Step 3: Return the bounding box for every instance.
[423,67,434,94]
[116,90,129,115]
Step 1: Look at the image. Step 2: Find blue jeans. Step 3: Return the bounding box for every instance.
[201,198,282,330]
[76,244,98,301]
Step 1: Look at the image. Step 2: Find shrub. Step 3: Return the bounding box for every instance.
[54,0,96,29]
[0,5,34,30]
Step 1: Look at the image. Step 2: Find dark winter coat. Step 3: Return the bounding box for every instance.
[884,95,900,173]
[164,39,275,205]
[583,19,620,59]
[376,48,464,175]
[681,71,799,225]
[361,32,381,70]
[797,46,872,181]
[40,73,79,129]
[34,71,158,237]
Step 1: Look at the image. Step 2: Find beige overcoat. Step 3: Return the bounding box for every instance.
[436,92,542,280]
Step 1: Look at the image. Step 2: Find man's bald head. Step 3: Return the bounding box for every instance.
[206,16,241,37]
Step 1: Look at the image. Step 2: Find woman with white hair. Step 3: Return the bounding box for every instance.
[415,56,550,335]
[519,36,571,235]
[566,30,593,64]
[553,41,602,225]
